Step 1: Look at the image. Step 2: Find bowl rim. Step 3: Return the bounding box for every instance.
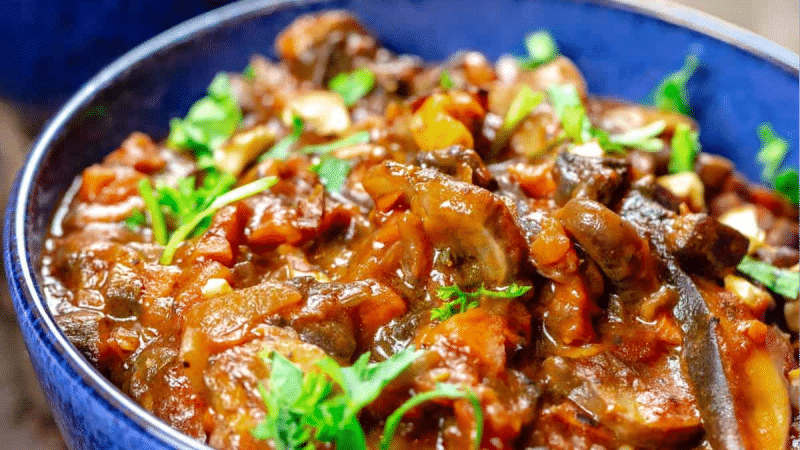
[6,0,798,448]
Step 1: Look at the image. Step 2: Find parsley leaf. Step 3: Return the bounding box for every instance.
[548,84,590,143]
[124,210,146,231]
[668,123,701,173]
[301,131,371,155]
[380,383,483,450]
[492,85,546,153]
[156,170,236,238]
[651,54,699,115]
[431,283,532,321]
[261,115,304,161]
[242,63,255,81]
[440,69,455,90]
[137,178,167,245]
[756,123,798,205]
[607,120,666,153]
[160,176,277,264]
[311,155,353,193]
[167,73,243,170]
[329,68,376,106]
[737,256,799,299]
[774,169,799,205]
[757,123,789,184]
[518,30,559,69]
[254,347,423,450]
[317,347,423,421]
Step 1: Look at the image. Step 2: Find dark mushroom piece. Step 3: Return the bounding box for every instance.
[619,190,746,450]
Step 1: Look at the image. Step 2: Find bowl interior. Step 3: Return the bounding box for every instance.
[9,0,799,446]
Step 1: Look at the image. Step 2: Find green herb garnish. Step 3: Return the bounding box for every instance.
[608,120,666,153]
[774,169,799,205]
[138,179,167,245]
[124,210,146,231]
[651,54,699,115]
[261,115,304,161]
[156,170,236,238]
[737,256,799,299]
[668,123,701,173]
[440,69,455,90]
[311,155,353,193]
[548,84,590,143]
[518,30,559,69]
[253,347,423,450]
[329,68,376,106]
[380,383,483,450]
[301,131,371,155]
[756,123,798,205]
[243,63,255,81]
[160,176,277,264]
[501,86,546,137]
[430,283,532,321]
[167,73,243,171]
[757,123,790,184]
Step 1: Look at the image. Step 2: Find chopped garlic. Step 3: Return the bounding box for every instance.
[724,274,774,317]
[656,172,705,211]
[215,125,275,175]
[719,205,766,253]
[569,141,604,158]
[283,90,350,135]
[201,278,233,298]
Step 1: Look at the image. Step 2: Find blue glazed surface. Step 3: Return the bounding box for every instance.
[4,1,798,449]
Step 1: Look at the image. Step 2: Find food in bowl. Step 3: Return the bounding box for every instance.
[41,11,798,450]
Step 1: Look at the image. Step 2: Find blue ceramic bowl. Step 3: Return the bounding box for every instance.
[4,0,798,448]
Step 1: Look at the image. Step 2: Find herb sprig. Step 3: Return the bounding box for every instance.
[518,30,559,69]
[167,73,242,170]
[253,348,483,450]
[159,176,277,264]
[380,383,483,450]
[329,68,376,106]
[668,123,701,173]
[757,123,799,205]
[261,115,304,162]
[737,256,799,299]
[651,54,699,115]
[431,283,532,321]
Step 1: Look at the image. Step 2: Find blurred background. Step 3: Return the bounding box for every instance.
[0,0,797,448]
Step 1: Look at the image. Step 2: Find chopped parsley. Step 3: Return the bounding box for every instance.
[518,30,559,69]
[668,123,701,173]
[501,85,546,137]
[137,179,167,245]
[242,63,255,81]
[311,155,353,193]
[301,131,371,155]
[774,169,799,205]
[548,84,590,143]
[608,120,666,153]
[167,73,243,171]
[440,69,455,90]
[651,54,699,115]
[253,347,423,450]
[757,123,798,205]
[124,209,146,231]
[430,283,532,321]
[261,115,304,161]
[329,67,376,106]
[380,383,483,450]
[757,123,788,183]
[737,256,799,299]
[159,176,277,265]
